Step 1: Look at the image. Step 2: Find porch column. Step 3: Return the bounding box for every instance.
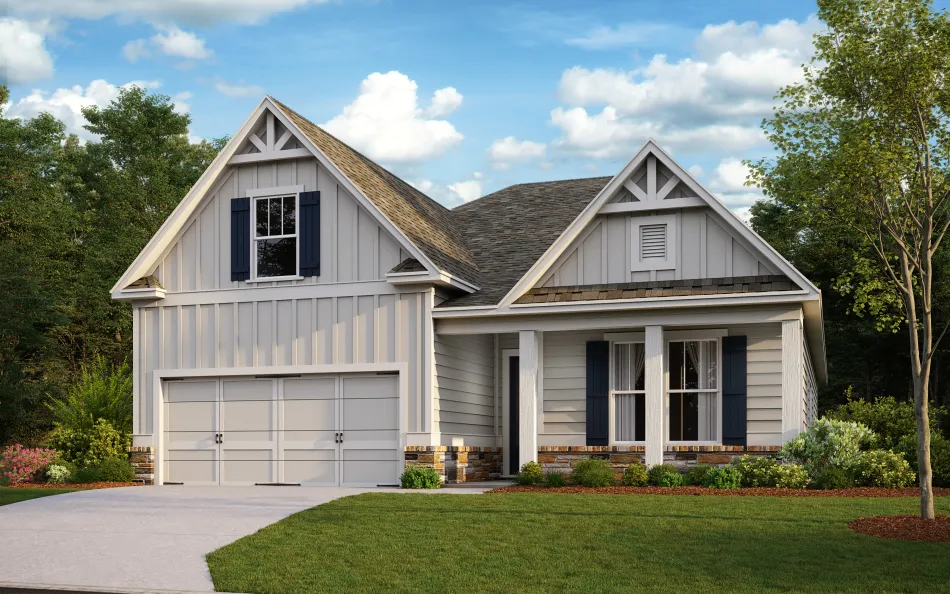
[782,318,804,441]
[644,325,664,466]
[518,330,541,466]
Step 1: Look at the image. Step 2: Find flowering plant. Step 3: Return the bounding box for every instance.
[0,444,58,485]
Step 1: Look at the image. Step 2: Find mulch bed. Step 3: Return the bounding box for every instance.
[6,482,141,489]
[489,485,950,497]
[850,515,950,542]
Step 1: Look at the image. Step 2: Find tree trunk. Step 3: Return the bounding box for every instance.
[914,365,936,520]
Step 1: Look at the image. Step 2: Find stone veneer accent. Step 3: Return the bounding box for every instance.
[128,446,155,485]
[539,445,782,474]
[404,446,502,483]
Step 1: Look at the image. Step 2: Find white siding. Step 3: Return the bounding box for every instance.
[151,157,410,293]
[734,324,784,445]
[541,330,602,446]
[433,334,496,439]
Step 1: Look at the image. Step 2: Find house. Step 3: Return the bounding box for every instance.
[114,97,825,486]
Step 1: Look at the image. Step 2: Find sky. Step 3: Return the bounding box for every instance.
[0,0,919,219]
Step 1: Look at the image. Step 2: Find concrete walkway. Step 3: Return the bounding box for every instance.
[0,483,502,593]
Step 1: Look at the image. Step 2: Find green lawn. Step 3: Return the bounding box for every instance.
[207,493,950,594]
[0,487,79,506]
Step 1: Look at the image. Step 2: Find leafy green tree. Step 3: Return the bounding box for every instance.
[749,0,950,518]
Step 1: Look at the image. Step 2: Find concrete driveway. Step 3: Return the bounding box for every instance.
[0,483,498,593]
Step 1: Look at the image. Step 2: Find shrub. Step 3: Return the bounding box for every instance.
[732,455,782,487]
[812,467,856,490]
[47,418,131,468]
[778,418,875,480]
[46,357,133,435]
[896,432,950,488]
[620,464,649,487]
[400,466,441,489]
[73,465,104,484]
[855,450,916,488]
[543,471,568,487]
[648,464,684,487]
[827,394,947,449]
[701,466,742,489]
[774,464,810,489]
[571,458,616,487]
[0,444,58,485]
[98,457,135,482]
[684,464,714,486]
[45,464,73,484]
[515,461,544,485]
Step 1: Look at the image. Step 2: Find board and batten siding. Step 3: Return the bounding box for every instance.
[540,208,777,287]
[150,156,410,293]
[433,334,496,441]
[132,290,428,439]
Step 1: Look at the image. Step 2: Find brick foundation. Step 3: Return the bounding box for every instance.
[128,446,155,485]
[404,446,503,483]
[538,445,781,474]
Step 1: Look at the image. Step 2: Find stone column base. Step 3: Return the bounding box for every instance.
[128,446,155,485]
[404,446,503,483]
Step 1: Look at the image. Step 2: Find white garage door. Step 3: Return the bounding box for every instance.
[163,374,399,487]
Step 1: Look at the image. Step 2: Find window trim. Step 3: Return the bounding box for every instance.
[665,337,723,446]
[250,187,302,281]
[608,339,646,445]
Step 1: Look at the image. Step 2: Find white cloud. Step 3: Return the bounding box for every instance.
[151,26,212,59]
[171,91,192,114]
[324,71,463,164]
[566,22,685,50]
[551,15,820,159]
[3,79,163,142]
[5,0,331,26]
[449,179,482,203]
[409,176,483,205]
[213,79,264,97]
[425,87,462,118]
[0,18,54,85]
[487,136,546,169]
[121,38,150,62]
[706,158,764,218]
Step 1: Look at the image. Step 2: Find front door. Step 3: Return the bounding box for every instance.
[509,356,520,476]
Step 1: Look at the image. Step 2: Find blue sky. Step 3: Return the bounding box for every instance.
[0,0,911,217]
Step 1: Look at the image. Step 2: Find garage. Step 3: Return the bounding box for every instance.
[161,373,401,487]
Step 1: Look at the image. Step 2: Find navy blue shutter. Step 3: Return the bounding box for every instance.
[721,336,748,446]
[586,341,610,446]
[299,191,321,277]
[230,197,250,282]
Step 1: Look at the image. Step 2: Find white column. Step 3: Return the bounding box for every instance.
[782,318,804,441]
[645,325,664,466]
[518,330,541,466]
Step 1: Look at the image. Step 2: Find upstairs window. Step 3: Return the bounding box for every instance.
[254,195,297,278]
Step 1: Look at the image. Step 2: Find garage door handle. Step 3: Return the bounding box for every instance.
[339,432,343,443]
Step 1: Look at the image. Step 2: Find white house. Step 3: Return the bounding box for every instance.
[114,97,824,486]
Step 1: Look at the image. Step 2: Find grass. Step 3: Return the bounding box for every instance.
[207,493,950,594]
[0,487,79,506]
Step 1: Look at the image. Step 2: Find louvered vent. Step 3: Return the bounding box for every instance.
[640,224,667,260]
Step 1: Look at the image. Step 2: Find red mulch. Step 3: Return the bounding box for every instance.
[850,515,950,542]
[7,482,141,489]
[488,485,950,497]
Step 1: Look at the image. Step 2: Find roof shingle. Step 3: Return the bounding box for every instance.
[514,275,797,304]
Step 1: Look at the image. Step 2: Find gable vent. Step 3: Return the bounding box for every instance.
[640,224,667,260]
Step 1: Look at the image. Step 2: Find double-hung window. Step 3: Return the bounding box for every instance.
[253,194,297,279]
[667,339,720,442]
[611,342,646,442]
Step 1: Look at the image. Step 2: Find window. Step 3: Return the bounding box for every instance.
[667,340,719,442]
[254,195,297,278]
[611,342,645,442]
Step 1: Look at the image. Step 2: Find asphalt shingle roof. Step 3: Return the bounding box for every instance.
[514,275,796,304]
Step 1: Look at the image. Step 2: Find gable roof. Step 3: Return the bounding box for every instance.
[438,177,612,308]
[269,99,480,286]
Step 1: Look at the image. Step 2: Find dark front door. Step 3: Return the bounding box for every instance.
[509,356,520,475]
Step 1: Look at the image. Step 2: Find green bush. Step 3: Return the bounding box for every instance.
[73,465,104,484]
[45,463,74,484]
[400,466,441,489]
[543,471,568,487]
[896,432,950,488]
[620,464,649,487]
[855,449,915,488]
[701,466,742,489]
[515,461,544,485]
[47,418,131,468]
[812,467,856,490]
[732,455,782,487]
[827,394,947,448]
[774,464,810,489]
[648,464,684,487]
[571,458,616,487]
[46,357,133,435]
[778,418,875,480]
[98,456,135,482]
[684,464,714,486]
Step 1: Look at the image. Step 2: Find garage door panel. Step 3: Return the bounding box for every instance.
[283,377,336,400]
[166,460,217,484]
[221,459,275,484]
[166,401,216,432]
[164,449,215,462]
[342,376,397,399]
[342,460,398,485]
[165,381,217,402]
[222,379,274,401]
[343,448,399,461]
[342,398,398,431]
[220,400,275,432]
[283,460,337,484]
[281,399,335,432]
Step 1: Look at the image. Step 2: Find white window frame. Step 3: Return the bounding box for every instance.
[665,336,723,446]
[630,213,677,271]
[248,185,304,282]
[608,339,646,445]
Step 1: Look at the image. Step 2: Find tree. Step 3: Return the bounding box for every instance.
[749,0,950,519]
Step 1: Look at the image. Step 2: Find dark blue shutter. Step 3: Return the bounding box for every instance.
[722,335,748,446]
[299,191,321,277]
[586,341,610,446]
[230,197,250,282]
